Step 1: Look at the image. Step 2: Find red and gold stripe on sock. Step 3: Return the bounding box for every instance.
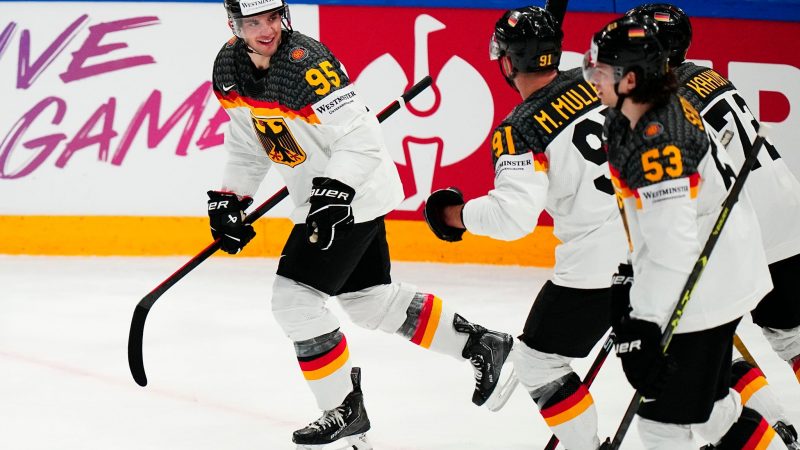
[792,357,800,383]
[410,294,443,349]
[297,336,350,381]
[743,417,777,450]
[733,366,768,405]
[540,384,594,427]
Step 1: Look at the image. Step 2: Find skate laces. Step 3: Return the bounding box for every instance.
[469,352,486,382]
[310,407,345,430]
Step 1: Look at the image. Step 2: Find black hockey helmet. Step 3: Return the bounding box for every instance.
[625,3,692,66]
[224,0,292,37]
[490,6,563,85]
[584,15,667,85]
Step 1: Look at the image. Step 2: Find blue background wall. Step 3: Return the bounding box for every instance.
[2,0,800,21]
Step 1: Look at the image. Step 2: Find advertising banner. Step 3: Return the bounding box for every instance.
[1,3,797,263]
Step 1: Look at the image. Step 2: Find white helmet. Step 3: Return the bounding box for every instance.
[224,0,292,37]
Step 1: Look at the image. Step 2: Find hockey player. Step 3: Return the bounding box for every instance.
[208,0,513,447]
[584,15,784,449]
[424,6,629,449]
[626,4,800,447]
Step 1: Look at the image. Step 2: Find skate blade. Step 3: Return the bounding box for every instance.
[295,433,372,450]
[346,432,372,450]
[485,366,519,412]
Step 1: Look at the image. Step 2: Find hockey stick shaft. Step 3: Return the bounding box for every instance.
[545,0,568,28]
[128,75,433,387]
[544,332,615,450]
[376,76,432,122]
[607,129,771,449]
[734,334,760,368]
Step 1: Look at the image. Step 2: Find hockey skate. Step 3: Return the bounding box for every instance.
[775,421,800,450]
[454,314,515,409]
[292,367,372,450]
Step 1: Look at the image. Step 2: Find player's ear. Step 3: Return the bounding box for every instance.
[620,70,637,94]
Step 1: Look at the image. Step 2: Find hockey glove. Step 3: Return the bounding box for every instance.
[207,191,256,254]
[306,177,355,251]
[610,263,634,329]
[613,317,677,399]
[424,187,466,242]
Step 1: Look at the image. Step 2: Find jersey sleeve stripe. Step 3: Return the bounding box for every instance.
[216,90,321,124]
[534,152,549,172]
[608,163,634,199]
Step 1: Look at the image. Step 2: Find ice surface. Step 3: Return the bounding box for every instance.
[1,256,797,449]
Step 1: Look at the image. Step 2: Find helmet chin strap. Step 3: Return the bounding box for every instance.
[498,57,519,92]
[613,82,627,110]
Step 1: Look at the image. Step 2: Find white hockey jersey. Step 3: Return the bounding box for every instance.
[677,62,800,264]
[604,95,772,333]
[462,68,628,289]
[212,32,404,224]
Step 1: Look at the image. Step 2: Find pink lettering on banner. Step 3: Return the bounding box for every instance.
[111,81,214,165]
[0,83,219,178]
[0,22,17,60]
[56,98,117,168]
[195,107,229,150]
[17,15,88,89]
[1,14,225,180]
[60,16,159,83]
[0,97,67,179]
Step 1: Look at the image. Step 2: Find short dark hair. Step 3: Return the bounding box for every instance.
[627,68,677,107]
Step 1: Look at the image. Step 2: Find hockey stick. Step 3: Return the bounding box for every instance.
[127,75,434,387]
[543,332,615,450]
[733,334,759,368]
[603,126,772,449]
[545,0,568,28]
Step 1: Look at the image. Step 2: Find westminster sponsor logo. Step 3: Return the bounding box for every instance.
[496,159,532,169]
[240,0,283,15]
[495,152,534,177]
[312,86,361,122]
[314,91,357,114]
[640,185,689,201]
[638,177,691,208]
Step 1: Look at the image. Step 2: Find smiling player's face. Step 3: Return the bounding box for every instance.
[240,11,283,58]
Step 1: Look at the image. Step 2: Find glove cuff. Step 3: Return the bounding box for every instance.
[424,187,466,242]
[207,191,253,212]
[310,177,356,205]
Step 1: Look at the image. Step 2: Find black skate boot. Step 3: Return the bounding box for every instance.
[292,367,372,450]
[453,313,515,408]
[775,421,800,450]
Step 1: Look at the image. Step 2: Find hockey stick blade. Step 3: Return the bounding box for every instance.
[128,75,434,387]
[129,304,152,386]
[128,188,289,386]
[605,126,772,449]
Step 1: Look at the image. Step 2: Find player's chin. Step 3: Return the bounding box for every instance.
[597,92,615,107]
